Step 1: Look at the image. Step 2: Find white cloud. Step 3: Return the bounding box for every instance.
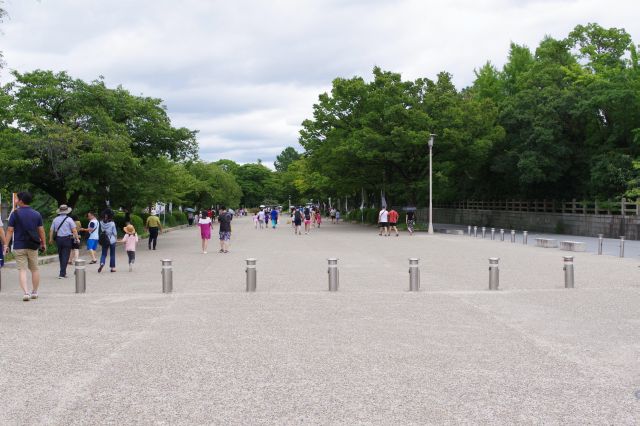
[1,0,639,166]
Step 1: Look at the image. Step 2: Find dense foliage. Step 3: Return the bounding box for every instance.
[290,23,640,206]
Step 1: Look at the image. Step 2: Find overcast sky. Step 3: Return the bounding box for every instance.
[1,0,639,167]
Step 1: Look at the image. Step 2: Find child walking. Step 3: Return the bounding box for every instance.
[122,224,139,272]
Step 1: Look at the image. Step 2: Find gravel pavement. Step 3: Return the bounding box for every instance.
[1,217,639,424]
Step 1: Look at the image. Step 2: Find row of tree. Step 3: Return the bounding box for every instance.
[280,23,640,207]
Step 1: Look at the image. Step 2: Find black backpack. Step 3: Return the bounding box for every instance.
[98,222,111,247]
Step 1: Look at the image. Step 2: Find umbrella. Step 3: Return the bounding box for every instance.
[184,207,196,212]
[227,208,235,215]
[259,205,265,208]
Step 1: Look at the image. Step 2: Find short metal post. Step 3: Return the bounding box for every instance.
[473,226,478,238]
[328,258,339,291]
[500,229,505,241]
[510,230,516,243]
[74,259,86,293]
[598,234,603,255]
[619,236,625,258]
[468,225,471,236]
[161,259,173,293]
[491,228,495,240]
[245,258,257,292]
[563,256,574,289]
[481,227,486,239]
[488,258,499,290]
[523,231,528,245]
[408,258,420,291]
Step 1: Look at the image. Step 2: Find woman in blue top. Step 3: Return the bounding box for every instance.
[98,209,118,273]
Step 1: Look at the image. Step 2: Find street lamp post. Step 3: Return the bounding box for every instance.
[428,134,436,235]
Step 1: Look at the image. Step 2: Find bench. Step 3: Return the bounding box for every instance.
[560,241,586,252]
[535,238,558,248]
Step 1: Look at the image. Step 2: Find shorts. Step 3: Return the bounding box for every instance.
[87,239,99,251]
[14,249,39,271]
[389,222,397,227]
[304,219,311,225]
[219,231,231,241]
[379,222,389,228]
[294,220,302,226]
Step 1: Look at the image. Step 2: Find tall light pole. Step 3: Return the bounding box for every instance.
[428,134,436,235]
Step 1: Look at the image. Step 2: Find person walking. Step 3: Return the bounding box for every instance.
[388,208,399,237]
[145,210,163,250]
[293,208,303,235]
[81,211,99,264]
[187,211,194,226]
[122,224,139,272]
[69,214,82,265]
[335,210,341,224]
[315,210,322,228]
[198,210,213,253]
[304,207,313,234]
[49,204,80,279]
[4,192,46,301]
[330,208,336,224]
[378,207,389,236]
[270,208,279,229]
[218,206,232,253]
[98,209,118,273]
[406,210,416,236]
[257,209,265,229]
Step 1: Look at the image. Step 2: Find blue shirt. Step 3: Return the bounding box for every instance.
[50,214,77,237]
[8,207,44,250]
[270,210,278,220]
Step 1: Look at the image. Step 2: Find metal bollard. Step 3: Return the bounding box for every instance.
[245,258,257,292]
[408,258,420,291]
[598,234,603,255]
[523,231,528,245]
[473,226,478,238]
[481,227,486,239]
[327,258,339,291]
[510,230,516,243]
[619,237,625,258]
[563,256,574,288]
[74,259,86,293]
[161,259,173,293]
[500,229,505,241]
[488,258,499,290]
[468,225,472,236]
[491,228,495,240]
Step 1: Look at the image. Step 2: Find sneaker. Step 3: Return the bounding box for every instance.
[203,251,207,254]
[98,264,104,273]
[129,264,133,272]
[30,292,38,300]
[22,294,30,302]
[57,275,67,279]
[110,269,116,273]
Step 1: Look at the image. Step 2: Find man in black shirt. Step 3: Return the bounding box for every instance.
[218,206,233,253]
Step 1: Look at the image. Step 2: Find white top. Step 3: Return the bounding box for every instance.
[379,209,388,222]
[0,216,3,227]
[88,218,99,240]
[198,217,212,225]
[257,211,265,220]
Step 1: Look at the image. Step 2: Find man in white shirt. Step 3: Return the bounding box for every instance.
[81,211,99,264]
[257,210,265,229]
[378,207,389,236]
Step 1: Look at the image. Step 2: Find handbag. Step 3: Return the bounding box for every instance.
[12,209,42,250]
[54,216,70,242]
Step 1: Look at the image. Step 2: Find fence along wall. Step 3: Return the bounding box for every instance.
[417,199,640,239]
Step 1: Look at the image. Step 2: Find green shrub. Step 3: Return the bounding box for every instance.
[129,214,146,237]
[172,211,187,225]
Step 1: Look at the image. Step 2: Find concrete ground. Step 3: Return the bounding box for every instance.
[0,217,639,424]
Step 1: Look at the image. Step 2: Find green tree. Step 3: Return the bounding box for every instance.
[274,146,301,172]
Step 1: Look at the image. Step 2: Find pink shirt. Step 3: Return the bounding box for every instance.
[123,233,138,251]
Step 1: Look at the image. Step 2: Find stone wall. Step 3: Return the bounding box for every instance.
[419,207,640,240]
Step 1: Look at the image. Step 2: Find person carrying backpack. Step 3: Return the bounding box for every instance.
[98,209,118,273]
[49,204,80,279]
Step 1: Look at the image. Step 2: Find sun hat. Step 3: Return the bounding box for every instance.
[56,204,72,214]
[151,210,157,215]
[124,224,136,234]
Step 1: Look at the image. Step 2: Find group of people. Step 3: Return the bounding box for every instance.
[254,208,279,229]
[377,207,416,236]
[0,192,171,301]
[197,206,233,254]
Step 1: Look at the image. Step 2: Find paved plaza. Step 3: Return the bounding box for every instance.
[1,217,639,424]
